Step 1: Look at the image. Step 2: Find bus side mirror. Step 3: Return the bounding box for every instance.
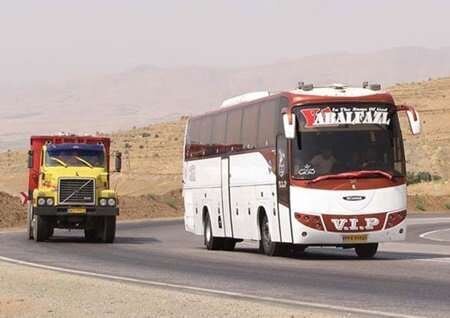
[282,113,296,139]
[27,150,33,169]
[115,152,122,173]
[406,109,421,135]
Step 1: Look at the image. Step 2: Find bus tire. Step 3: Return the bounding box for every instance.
[355,243,378,258]
[100,216,116,243]
[27,204,34,240]
[259,213,282,256]
[223,238,236,251]
[33,215,50,242]
[204,213,223,250]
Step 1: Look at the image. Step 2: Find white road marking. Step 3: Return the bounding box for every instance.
[415,257,450,264]
[0,255,423,318]
[419,228,450,242]
[408,217,450,226]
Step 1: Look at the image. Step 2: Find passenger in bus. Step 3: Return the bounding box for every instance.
[348,151,362,170]
[362,148,378,169]
[310,148,336,175]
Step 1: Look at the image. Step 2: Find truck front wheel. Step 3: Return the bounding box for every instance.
[100,216,116,243]
[84,228,99,242]
[33,215,50,242]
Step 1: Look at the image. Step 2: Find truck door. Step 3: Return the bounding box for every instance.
[221,158,233,238]
[276,134,293,243]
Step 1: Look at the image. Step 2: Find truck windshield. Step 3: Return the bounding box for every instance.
[291,104,405,180]
[45,146,105,168]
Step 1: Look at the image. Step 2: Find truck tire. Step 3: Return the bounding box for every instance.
[84,228,99,242]
[100,216,116,243]
[355,243,378,258]
[27,204,34,240]
[33,215,50,242]
[259,213,282,256]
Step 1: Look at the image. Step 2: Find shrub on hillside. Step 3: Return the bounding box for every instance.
[406,171,442,185]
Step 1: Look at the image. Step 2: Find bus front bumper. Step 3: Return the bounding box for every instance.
[292,221,407,245]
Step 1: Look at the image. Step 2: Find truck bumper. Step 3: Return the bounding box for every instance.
[34,206,119,216]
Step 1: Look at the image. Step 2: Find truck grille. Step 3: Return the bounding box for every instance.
[58,179,95,205]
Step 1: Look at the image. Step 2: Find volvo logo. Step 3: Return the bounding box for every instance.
[343,195,366,201]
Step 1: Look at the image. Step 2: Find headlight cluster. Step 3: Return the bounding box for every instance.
[99,198,116,207]
[37,197,54,207]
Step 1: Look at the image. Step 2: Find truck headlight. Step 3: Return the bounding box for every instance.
[99,198,107,206]
[37,198,46,206]
[107,198,116,207]
[46,198,54,206]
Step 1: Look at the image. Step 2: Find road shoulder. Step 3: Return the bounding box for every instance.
[0,261,336,318]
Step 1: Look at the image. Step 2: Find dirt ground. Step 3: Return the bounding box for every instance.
[1,78,450,227]
[0,261,336,318]
[0,191,183,229]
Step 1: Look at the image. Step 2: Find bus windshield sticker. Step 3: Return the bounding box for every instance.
[300,106,391,128]
[298,164,315,176]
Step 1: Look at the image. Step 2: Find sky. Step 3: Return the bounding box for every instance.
[1,0,450,83]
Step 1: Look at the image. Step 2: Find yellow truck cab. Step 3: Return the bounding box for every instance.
[27,136,121,243]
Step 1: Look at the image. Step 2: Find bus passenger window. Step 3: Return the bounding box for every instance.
[225,109,243,152]
[241,105,259,150]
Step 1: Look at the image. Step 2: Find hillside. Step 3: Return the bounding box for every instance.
[2,47,450,150]
[0,78,450,217]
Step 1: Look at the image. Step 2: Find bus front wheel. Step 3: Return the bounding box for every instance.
[355,243,378,258]
[259,213,282,256]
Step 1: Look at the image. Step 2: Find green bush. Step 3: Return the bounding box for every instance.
[415,196,426,211]
[407,171,441,185]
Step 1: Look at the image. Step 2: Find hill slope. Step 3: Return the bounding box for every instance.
[1,78,450,214]
[2,47,450,150]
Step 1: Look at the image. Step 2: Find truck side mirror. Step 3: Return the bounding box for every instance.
[27,150,33,169]
[406,109,421,135]
[282,113,296,139]
[115,152,122,173]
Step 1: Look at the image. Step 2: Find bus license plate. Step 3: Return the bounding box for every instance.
[68,207,86,214]
[342,234,368,243]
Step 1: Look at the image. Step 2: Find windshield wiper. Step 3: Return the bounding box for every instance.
[74,156,94,168]
[308,170,393,184]
[49,157,68,168]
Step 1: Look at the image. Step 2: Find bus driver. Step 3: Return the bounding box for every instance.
[310,148,336,175]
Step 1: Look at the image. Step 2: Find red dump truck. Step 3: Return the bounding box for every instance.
[26,135,121,242]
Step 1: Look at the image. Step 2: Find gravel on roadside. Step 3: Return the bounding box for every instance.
[0,261,338,318]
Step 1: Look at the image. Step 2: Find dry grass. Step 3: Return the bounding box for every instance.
[1,77,450,214]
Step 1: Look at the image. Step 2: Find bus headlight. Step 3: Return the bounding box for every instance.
[99,198,107,206]
[294,213,325,231]
[107,198,116,207]
[385,210,407,229]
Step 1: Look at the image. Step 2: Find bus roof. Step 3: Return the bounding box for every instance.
[191,85,395,120]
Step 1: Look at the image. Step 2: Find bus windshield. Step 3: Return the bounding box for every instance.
[45,144,106,168]
[291,104,405,180]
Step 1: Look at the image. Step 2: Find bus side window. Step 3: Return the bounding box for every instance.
[257,100,277,148]
[199,115,213,156]
[241,104,259,150]
[188,119,202,158]
[225,109,243,153]
[211,112,227,154]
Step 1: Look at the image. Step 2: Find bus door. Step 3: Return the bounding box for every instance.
[276,134,293,243]
[221,158,233,238]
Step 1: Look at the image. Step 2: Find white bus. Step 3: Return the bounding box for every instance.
[182,83,421,258]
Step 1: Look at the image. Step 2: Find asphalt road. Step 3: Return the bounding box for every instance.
[1,215,450,318]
